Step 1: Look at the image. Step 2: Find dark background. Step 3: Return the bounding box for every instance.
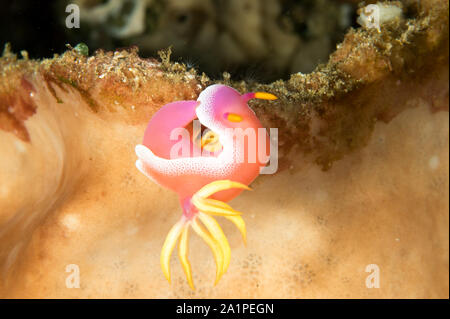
[0,0,359,82]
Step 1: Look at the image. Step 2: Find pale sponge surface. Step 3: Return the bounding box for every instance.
[0,90,447,298]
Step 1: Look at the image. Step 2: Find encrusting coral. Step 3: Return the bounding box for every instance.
[0,0,448,298]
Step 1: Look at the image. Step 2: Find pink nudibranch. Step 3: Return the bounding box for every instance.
[135,84,277,289]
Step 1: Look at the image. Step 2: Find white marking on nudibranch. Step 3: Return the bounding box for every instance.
[136,144,236,179]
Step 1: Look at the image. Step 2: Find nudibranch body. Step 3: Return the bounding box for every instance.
[135,84,276,289]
